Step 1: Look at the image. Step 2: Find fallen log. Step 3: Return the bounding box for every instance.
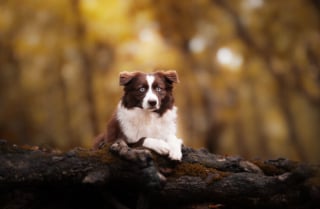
[0,139,319,209]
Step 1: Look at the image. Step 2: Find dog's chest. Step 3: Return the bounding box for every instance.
[116,104,177,143]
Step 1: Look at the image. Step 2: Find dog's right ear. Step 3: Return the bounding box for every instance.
[119,71,136,86]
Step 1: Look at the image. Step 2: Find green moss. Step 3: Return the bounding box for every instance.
[74,144,117,163]
[172,162,229,183]
[252,160,286,176]
[252,158,304,176]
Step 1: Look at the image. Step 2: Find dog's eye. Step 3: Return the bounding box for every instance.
[155,87,162,92]
[139,87,146,92]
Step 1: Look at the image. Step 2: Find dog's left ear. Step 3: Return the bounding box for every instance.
[119,71,136,86]
[163,70,179,84]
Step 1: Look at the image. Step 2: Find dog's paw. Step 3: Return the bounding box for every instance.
[153,140,170,155]
[143,138,170,155]
[167,137,183,161]
[110,140,128,153]
[168,148,182,161]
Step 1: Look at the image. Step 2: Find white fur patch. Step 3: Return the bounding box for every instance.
[117,103,177,143]
[166,135,183,160]
[116,103,182,160]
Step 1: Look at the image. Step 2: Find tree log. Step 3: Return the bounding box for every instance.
[0,140,319,209]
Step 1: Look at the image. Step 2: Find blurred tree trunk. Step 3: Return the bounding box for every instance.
[270,65,307,161]
[0,40,31,144]
[71,0,99,136]
[57,62,75,146]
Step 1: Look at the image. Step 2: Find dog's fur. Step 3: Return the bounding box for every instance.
[94,71,183,161]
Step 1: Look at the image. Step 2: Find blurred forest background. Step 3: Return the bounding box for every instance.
[0,0,320,163]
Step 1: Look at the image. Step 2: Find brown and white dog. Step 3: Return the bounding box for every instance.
[94,71,183,161]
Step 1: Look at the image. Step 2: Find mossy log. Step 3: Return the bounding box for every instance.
[0,140,319,209]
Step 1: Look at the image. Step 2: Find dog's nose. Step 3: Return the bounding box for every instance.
[148,100,157,107]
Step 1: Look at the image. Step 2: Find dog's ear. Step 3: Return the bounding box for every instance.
[163,70,179,84]
[119,71,136,86]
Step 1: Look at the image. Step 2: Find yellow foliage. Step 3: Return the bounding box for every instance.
[0,0,319,163]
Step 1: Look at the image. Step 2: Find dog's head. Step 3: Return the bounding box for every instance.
[119,71,179,115]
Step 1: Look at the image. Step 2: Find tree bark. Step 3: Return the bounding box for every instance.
[0,140,319,209]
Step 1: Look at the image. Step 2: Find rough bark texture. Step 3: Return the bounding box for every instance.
[0,139,319,209]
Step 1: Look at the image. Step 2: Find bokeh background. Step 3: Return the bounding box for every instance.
[1,0,319,163]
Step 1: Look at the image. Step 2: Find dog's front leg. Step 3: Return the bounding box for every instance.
[166,135,183,161]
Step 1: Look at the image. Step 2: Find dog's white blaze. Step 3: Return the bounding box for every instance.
[142,75,159,109]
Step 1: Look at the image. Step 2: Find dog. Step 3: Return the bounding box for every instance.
[94,70,183,161]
